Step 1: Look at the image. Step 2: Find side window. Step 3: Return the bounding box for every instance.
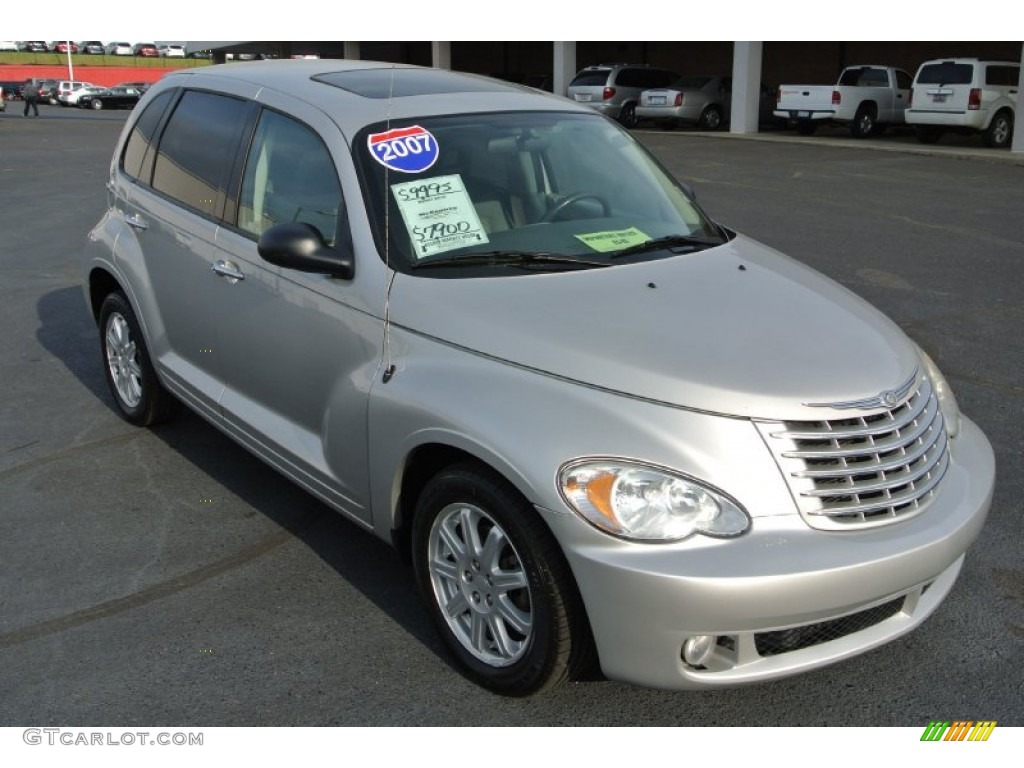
[614,69,639,88]
[121,90,175,182]
[986,65,1019,87]
[237,109,342,247]
[151,90,250,219]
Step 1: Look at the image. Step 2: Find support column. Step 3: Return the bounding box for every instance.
[730,41,764,135]
[432,41,451,70]
[343,41,360,60]
[553,41,576,98]
[1012,43,1024,153]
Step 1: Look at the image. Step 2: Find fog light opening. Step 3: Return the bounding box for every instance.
[682,634,718,668]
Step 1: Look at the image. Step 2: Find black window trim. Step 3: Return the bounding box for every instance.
[219,103,354,262]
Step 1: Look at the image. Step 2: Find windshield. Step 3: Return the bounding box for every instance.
[354,111,723,275]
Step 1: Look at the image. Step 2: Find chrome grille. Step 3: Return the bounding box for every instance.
[762,376,950,530]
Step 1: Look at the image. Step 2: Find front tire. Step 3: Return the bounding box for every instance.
[91,99,103,110]
[412,463,590,695]
[698,105,724,131]
[98,291,179,426]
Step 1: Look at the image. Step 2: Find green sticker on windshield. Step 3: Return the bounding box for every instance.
[574,227,651,253]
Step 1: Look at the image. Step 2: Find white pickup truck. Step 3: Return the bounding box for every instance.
[775,65,913,137]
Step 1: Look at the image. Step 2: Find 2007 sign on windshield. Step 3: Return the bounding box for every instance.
[367,125,439,174]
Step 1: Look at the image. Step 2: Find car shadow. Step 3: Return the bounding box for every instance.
[35,285,457,674]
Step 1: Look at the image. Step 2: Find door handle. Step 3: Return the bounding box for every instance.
[212,260,245,282]
[125,213,148,231]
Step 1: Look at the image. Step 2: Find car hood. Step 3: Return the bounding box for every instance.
[389,235,921,420]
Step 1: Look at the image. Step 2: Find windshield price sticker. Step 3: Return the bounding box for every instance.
[575,227,651,253]
[368,125,439,173]
[392,174,490,258]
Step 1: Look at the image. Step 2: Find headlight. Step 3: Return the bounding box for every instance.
[918,348,961,438]
[558,460,750,542]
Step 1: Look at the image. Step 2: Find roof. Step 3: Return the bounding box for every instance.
[157,60,587,135]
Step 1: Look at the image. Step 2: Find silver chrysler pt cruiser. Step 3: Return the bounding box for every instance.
[83,61,995,695]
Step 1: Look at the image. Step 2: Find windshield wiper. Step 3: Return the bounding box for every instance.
[411,251,610,270]
[609,234,724,259]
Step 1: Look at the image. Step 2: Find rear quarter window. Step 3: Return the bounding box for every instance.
[985,65,1020,87]
[121,90,176,181]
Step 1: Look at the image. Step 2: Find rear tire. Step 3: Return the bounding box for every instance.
[618,102,637,129]
[850,105,877,138]
[983,111,1013,149]
[98,291,180,426]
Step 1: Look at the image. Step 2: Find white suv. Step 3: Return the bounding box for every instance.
[906,58,1019,148]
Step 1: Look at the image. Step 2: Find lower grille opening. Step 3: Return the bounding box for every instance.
[754,597,905,657]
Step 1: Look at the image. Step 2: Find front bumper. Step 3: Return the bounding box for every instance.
[539,417,994,690]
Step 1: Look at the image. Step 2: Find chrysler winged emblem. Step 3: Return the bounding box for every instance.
[805,367,918,410]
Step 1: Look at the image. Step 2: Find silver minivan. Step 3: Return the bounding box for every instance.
[567,63,678,127]
[83,61,994,695]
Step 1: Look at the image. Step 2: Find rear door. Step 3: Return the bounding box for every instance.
[118,88,254,417]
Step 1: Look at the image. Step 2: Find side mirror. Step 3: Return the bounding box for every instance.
[257,222,354,279]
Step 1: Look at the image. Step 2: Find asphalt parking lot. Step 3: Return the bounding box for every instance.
[1,107,1021,726]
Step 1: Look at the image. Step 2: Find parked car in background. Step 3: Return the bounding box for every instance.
[36,78,60,105]
[78,85,143,110]
[133,43,159,57]
[56,80,93,105]
[637,75,774,130]
[159,44,186,58]
[0,40,19,51]
[79,40,105,55]
[63,84,104,106]
[567,63,679,127]
[188,49,213,59]
[775,65,912,137]
[0,80,23,99]
[82,61,994,697]
[115,81,153,93]
[51,41,79,54]
[21,41,49,53]
[106,42,133,56]
[906,58,1019,149]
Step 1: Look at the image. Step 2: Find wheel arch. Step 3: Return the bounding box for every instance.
[88,266,123,322]
[389,440,537,563]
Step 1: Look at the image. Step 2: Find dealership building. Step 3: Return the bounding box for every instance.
[190,41,1024,152]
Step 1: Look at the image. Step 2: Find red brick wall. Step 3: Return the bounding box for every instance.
[0,65,179,87]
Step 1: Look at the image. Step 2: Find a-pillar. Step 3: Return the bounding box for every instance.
[730,41,764,135]
[553,41,576,98]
